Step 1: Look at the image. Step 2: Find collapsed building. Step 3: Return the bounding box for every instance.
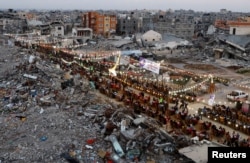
[216,34,250,60]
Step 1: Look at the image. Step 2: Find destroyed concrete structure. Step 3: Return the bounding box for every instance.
[116,13,143,35]
[199,34,250,64]
[0,15,28,34]
[154,11,195,40]
[71,27,93,44]
[50,21,65,37]
[35,21,65,37]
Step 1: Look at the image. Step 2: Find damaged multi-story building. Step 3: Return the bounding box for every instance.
[116,12,143,36]
[154,10,195,40]
[82,11,117,37]
[71,27,93,44]
[194,13,216,37]
[142,16,155,33]
[34,21,65,37]
[0,9,28,34]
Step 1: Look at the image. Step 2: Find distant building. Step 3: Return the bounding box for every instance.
[82,11,117,37]
[116,13,143,35]
[37,24,50,35]
[27,19,43,27]
[69,27,93,44]
[72,27,92,38]
[154,11,195,40]
[194,13,216,36]
[228,22,250,35]
[154,20,194,40]
[197,12,243,36]
[0,20,3,34]
[142,17,154,33]
[35,21,64,37]
[220,9,228,14]
[228,17,250,35]
[215,16,250,35]
[214,20,230,34]
[0,9,28,34]
[50,21,64,37]
[244,16,250,22]
[0,18,28,34]
[17,11,37,20]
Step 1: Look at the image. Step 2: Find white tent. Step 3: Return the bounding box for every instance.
[141,30,162,42]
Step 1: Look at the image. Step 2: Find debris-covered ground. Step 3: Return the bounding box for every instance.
[0,45,196,163]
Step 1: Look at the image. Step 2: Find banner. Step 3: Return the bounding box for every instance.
[139,58,160,74]
[208,94,215,106]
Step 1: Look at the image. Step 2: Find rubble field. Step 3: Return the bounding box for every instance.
[0,45,196,163]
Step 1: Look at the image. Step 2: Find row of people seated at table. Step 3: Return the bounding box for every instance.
[200,105,249,133]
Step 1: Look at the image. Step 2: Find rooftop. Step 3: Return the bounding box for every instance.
[228,21,250,27]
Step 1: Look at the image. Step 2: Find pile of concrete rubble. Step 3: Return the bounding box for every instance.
[0,45,195,163]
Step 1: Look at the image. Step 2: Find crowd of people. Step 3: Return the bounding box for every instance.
[19,42,250,147]
[198,104,250,135]
[94,75,250,147]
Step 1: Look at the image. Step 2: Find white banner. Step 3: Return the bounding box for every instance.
[208,94,215,106]
[139,58,160,74]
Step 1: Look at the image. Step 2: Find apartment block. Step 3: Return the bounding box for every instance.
[116,12,143,35]
[152,11,195,40]
[154,20,194,40]
[82,11,117,37]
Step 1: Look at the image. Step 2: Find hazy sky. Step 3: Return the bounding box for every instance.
[1,0,249,12]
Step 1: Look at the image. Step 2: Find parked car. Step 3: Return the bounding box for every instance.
[226,90,248,102]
